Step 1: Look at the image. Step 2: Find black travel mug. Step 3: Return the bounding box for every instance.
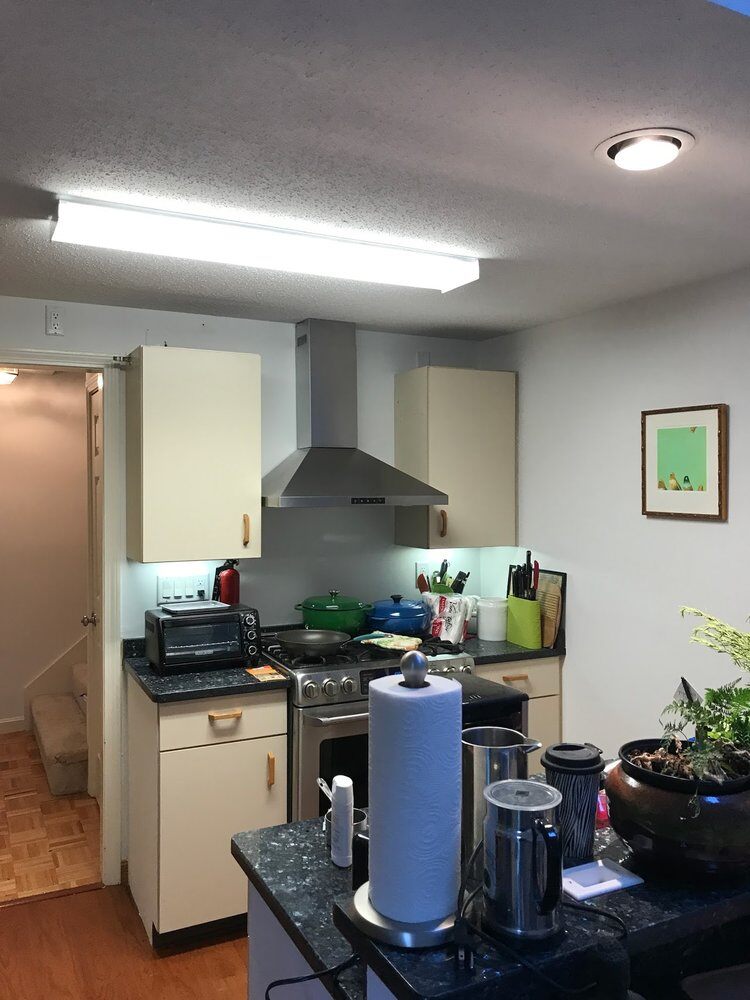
[541,743,604,865]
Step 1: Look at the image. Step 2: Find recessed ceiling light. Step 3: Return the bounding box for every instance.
[0,368,18,385]
[51,197,480,293]
[594,128,695,172]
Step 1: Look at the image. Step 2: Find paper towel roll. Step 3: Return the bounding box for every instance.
[368,673,461,924]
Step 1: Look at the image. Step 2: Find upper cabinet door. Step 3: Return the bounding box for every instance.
[126,346,261,562]
[394,367,516,549]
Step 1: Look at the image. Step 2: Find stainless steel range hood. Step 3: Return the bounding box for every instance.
[262,319,449,508]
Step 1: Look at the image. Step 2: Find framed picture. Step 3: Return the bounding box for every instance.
[641,404,728,520]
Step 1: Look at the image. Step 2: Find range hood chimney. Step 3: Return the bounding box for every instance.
[262,319,449,508]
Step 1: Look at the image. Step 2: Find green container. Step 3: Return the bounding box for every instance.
[506,596,542,649]
[294,590,372,636]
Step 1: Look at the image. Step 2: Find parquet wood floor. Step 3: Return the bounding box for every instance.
[0,729,100,904]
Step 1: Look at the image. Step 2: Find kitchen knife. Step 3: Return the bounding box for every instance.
[532,560,539,599]
[451,571,470,593]
[417,573,430,594]
[439,559,449,583]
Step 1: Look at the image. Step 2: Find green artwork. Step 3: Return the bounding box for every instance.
[657,425,707,492]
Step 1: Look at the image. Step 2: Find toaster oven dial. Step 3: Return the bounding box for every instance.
[303,681,320,700]
[322,678,339,698]
[341,677,356,695]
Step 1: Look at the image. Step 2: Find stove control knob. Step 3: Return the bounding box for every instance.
[460,665,472,673]
[303,681,320,700]
[322,678,339,698]
[341,677,356,695]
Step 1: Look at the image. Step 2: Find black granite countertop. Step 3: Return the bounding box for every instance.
[461,637,564,665]
[122,639,290,704]
[233,819,750,1000]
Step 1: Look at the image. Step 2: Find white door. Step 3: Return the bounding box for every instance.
[85,374,104,801]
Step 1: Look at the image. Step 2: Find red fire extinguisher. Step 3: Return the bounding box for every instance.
[212,559,240,605]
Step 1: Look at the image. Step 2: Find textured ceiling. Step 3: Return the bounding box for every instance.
[2,0,750,339]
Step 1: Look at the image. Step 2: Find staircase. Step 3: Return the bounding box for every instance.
[30,661,88,796]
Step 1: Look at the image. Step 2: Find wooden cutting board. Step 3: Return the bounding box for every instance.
[536,583,562,648]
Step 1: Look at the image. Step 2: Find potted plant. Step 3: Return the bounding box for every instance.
[606,609,750,875]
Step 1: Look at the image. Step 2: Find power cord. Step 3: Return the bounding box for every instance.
[563,899,628,941]
[264,954,360,1000]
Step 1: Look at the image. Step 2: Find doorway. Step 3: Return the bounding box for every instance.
[0,363,108,904]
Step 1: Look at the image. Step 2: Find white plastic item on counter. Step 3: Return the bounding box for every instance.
[330,775,354,868]
[477,598,508,641]
[368,671,462,923]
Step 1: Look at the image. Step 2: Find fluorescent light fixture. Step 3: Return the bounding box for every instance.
[52,197,479,293]
[0,368,18,385]
[594,128,695,172]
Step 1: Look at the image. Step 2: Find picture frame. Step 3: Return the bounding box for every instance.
[641,404,728,521]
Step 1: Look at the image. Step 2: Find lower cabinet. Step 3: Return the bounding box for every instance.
[474,657,563,771]
[126,677,288,942]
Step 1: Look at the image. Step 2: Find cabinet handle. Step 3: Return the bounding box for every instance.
[439,509,448,538]
[502,673,529,683]
[267,752,276,789]
[208,709,243,722]
[242,513,250,547]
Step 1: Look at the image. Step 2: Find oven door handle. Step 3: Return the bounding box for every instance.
[305,711,370,727]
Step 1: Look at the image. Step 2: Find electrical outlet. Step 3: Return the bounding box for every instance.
[45,304,64,337]
[415,561,430,586]
[157,573,211,605]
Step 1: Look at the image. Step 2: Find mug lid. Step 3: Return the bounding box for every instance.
[541,743,604,774]
[484,779,562,811]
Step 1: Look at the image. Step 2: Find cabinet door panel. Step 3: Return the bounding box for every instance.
[128,346,261,562]
[526,696,561,773]
[159,734,287,932]
[475,659,561,699]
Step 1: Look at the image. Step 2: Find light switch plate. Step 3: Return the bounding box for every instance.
[157,573,211,605]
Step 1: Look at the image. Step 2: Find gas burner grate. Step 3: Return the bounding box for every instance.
[290,651,358,668]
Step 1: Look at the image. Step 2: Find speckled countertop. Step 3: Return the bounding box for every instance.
[122,638,290,703]
[233,820,750,1000]
[461,636,563,665]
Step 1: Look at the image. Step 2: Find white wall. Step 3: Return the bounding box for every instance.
[0,296,484,634]
[478,268,750,756]
[0,370,88,726]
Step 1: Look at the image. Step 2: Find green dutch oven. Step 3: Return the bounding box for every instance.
[294,590,372,636]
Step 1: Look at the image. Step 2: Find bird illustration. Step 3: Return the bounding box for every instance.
[683,476,694,491]
[668,473,682,490]
[658,479,667,490]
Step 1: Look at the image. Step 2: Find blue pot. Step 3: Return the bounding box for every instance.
[367,594,432,636]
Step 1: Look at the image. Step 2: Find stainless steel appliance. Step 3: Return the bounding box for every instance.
[483,779,563,941]
[262,636,528,820]
[462,727,542,864]
[145,604,261,674]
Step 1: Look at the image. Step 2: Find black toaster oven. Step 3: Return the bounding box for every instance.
[145,604,261,674]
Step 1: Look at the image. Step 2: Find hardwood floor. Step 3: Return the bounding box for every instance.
[0,885,247,1000]
[0,729,100,903]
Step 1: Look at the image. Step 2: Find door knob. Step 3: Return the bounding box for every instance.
[81,613,98,627]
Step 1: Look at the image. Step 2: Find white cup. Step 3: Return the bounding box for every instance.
[477,598,508,641]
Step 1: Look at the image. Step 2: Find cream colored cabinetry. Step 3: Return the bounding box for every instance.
[127,678,287,941]
[126,345,262,562]
[394,367,516,549]
[474,657,562,772]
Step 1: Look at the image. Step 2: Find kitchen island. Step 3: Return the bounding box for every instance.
[232,818,750,1000]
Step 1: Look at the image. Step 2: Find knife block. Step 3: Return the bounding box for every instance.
[506,596,542,649]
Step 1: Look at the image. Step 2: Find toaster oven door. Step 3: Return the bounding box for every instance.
[162,616,243,664]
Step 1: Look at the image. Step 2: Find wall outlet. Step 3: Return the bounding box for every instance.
[45,304,64,337]
[415,561,430,586]
[157,573,211,605]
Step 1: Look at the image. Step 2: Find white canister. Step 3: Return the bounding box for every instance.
[477,598,508,642]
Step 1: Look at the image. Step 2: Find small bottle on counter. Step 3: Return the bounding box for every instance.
[330,775,354,868]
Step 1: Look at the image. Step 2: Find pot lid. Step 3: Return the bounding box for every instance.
[484,779,562,812]
[370,594,429,619]
[299,590,366,612]
[541,743,604,775]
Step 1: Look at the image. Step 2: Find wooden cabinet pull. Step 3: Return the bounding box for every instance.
[439,509,448,538]
[267,752,276,788]
[502,673,529,683]
[242,513,250,547]
[208,709,243,722]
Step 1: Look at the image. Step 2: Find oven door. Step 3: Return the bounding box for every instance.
[293,703,369,821]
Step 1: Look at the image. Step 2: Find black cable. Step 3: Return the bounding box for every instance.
[460,883,482,917]
[455,839,483,917]
[264,954,360,1000]
[563,900,628,941]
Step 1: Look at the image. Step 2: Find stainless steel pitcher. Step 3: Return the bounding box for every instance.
[461,727,542,864]
[483,779,563,941]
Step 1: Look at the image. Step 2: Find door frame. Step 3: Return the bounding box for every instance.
[0,348,125,884]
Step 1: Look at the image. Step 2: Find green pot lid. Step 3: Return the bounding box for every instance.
[299,590,366,612]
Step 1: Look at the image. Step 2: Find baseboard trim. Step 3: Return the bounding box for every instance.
[0,717,27,735]
[152,913,246,951]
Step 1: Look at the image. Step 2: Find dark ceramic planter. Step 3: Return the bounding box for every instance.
[606,739,750,876]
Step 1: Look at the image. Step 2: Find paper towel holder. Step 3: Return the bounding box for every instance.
[350,882,455,948]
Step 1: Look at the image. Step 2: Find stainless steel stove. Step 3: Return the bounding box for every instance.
[263,636,527,820]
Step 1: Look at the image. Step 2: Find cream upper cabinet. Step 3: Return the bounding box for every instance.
[394,367,516,549]
[126,346,261,562]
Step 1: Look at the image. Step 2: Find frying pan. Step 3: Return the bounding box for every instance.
[276,629,352,657]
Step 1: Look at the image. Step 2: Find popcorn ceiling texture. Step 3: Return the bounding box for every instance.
[2,0,750,338]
